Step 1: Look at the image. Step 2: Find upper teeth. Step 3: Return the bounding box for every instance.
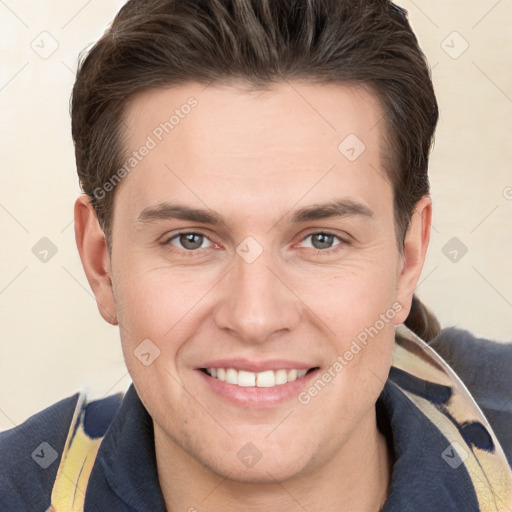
[206,368,308,387]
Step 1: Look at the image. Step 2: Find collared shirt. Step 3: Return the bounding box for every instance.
[1,326,511,511]
[87,379,483,511]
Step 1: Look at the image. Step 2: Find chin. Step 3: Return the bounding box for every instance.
[209,455,308,484]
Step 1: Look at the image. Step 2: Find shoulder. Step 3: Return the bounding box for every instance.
[0,391,83,511]
[0,389,124,511]
[428,326,512,392]
[428,326,512,467]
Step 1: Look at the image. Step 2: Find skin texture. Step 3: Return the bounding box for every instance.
[75,81,431,511]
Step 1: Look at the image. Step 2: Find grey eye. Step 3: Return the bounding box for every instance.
[302,233,340,250]
[172,233,210,250]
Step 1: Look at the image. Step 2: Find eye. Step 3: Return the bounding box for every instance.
[161,230,347,257]
[166,232,214,251]
[298,232,344,252]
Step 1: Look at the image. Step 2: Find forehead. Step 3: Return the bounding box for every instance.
[123,80,385,154]
[116,80,390,218]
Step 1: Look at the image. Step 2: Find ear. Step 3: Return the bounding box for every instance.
[394,195,432,324]
[74,195,118,325]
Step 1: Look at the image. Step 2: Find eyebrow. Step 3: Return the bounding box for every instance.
[135,199,374,227]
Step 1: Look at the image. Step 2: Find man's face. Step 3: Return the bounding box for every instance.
[93,81,426,481]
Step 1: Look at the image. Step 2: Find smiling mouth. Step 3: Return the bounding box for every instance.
[199,367,319,388]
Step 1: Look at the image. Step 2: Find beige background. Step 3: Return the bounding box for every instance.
[1,0,511,430]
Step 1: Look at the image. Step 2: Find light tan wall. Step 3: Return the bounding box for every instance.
[1,0,511,429]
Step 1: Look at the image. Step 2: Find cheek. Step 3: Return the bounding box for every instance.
[114,265,213,335]
[295,254,399,337]
[113,268,202,424]
[112,268,212,390]
[294,255,399,396]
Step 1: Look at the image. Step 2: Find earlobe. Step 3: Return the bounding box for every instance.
[394,195,432,324]
[74,195,118,326]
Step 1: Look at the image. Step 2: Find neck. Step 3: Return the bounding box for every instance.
[155,406,393,512]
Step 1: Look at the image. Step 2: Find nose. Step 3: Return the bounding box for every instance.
[213,244,301,345]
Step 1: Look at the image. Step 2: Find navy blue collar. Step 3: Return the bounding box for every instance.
[85,383,167,511]
[378,378,479,511]
[85,380,479,511]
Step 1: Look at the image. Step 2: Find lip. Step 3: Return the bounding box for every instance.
[196,358,315,373]
[195,366,320,409]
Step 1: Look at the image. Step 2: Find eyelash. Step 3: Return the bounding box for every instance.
[160,230,348,257]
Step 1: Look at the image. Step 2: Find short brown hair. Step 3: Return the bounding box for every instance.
[71,0,438,250]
